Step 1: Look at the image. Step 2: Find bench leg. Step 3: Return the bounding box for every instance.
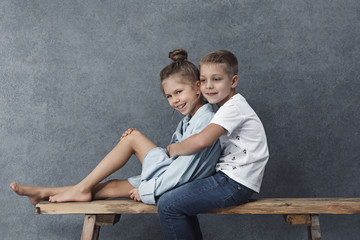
[283,214,321,240]
[307,215,321,240]
[93,225,100,240]
[81,215,98,240]
[80,214,121,240]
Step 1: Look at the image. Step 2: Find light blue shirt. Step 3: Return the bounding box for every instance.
[128,103,221,204]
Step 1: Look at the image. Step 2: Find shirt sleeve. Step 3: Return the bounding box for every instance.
[210,102,244,136]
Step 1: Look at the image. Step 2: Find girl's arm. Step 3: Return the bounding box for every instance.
[167,123,226,157]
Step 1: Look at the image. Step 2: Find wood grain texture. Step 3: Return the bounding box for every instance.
[283,214,311,225]
[35,198,360,215]
[81,215,96,240]
[308,215,322,240]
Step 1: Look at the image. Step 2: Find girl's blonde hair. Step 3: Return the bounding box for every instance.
[160,49,199,91]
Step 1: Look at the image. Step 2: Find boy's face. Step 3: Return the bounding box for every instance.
[199,63,238,107]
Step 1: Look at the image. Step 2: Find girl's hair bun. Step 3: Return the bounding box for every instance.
[169,49,188,62]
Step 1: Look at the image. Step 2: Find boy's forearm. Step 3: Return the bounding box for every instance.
[168,123,226,157]
[172,134,205,156]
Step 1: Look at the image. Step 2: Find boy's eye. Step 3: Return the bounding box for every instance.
[200,79,206,82]
[214,78,221,81]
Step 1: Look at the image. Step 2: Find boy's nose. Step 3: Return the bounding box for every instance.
[206,81,213,89]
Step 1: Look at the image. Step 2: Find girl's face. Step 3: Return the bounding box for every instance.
[162,74,203,117]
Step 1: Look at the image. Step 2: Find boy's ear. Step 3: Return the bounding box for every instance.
[231,75,239,88]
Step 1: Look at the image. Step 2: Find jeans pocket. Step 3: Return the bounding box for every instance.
[223,184,251,208]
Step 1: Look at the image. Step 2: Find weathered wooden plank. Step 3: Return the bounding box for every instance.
[36,200,157,214]
[93,226,100,240]
[206,198,360,214]
[35,198,360,215]
[283,214,311,226]
[307,215,321,240]
[81,215,97,240]
[95,214,121,226]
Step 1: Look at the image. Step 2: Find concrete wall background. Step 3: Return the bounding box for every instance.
[1,0,359,239]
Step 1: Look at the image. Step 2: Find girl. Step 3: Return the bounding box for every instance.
[10,49,221,205]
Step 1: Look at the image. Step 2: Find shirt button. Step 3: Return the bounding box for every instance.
[237,186,241,190]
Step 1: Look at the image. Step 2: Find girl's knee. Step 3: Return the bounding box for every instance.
[120,128,142,142]
[126,129,143,141]
[121,128,134,138]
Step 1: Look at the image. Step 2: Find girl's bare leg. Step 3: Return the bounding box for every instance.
[10,179,133,205]
[49,130,157,203]
[9,182,71,206]
[92,179,134,199]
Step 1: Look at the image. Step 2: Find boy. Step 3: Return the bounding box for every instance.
[158,50,269,240]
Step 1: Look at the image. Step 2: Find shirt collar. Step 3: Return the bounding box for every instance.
[186,103,213,127]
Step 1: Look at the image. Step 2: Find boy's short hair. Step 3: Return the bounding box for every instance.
[199,50,238,76]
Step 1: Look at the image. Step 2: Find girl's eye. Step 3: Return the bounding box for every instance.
[176,90,182,94]
[166,95,172,99]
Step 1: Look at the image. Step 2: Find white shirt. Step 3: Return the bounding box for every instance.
[210,93,269,193]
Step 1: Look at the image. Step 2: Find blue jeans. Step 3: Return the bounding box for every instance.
[157,171,254,240]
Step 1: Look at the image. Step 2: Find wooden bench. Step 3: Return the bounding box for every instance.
[35,198,360,240]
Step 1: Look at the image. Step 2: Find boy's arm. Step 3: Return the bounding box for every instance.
[167,123,226,158]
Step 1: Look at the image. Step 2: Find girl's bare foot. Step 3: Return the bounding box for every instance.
[49,185,92,203]
[10,182,47,206]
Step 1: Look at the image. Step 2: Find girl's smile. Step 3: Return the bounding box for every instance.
[175,103,186,111]
[162,74,204,117]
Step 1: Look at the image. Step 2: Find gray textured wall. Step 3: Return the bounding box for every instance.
[1,0,359,239]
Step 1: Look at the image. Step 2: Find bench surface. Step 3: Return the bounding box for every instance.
[35,198,360,215]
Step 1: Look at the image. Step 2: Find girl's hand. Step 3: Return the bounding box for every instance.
[121,128,136,140]
[129,188,142,202]
[166,143,179,158]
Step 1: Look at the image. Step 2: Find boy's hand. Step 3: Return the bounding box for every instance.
[166,143,179,158]
[129,188,142,202]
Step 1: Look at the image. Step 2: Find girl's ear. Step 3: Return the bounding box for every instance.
[195,80,201,94]
[231,75,239,89]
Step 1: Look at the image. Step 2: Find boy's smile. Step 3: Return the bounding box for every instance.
[199,64,238,107]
